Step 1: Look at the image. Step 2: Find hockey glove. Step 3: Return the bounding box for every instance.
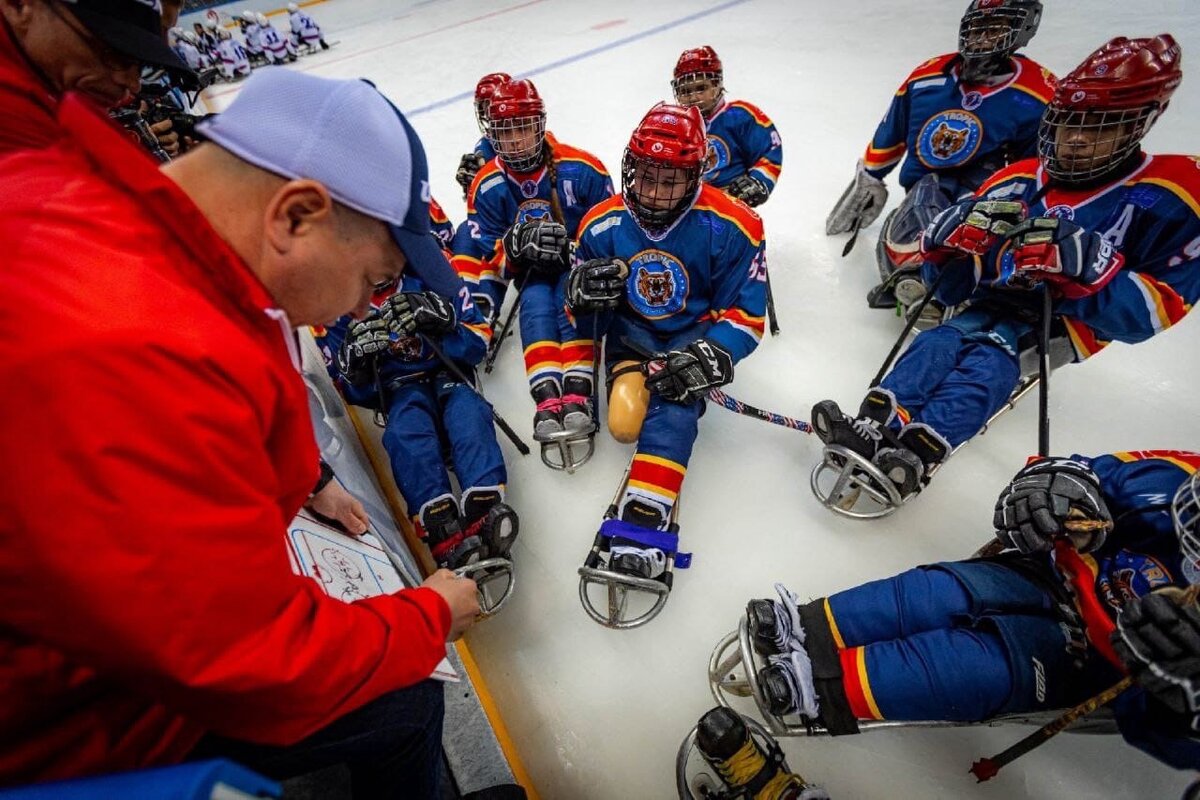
[1114,590,1200,719]
[566,258,629,312]
[502,219,570,275]
[644,339,734,404]
[921,199,1026,263]
[456,152,486,196]
[337,316,391,381]
[381,290,457,338]
[825,160,887,235]
[993,457,1113,554]
[998,217,1125,299]
[726,174,770,207]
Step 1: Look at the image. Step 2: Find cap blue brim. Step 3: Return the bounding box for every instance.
[390,225,462,299]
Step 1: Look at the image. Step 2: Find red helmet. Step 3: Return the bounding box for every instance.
[671,46,724,118]
[673,45,722,80]
[486,79,547,173]
[1039,34,1182,184]
[622,103,707,232]
[473,72,511,133]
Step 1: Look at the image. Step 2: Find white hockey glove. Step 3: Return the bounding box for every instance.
[825,160,888,235]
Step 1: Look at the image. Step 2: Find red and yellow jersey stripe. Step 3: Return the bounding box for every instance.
[1132,272,1192,333]
[1062,317,1110,360]
[711,306,765,342]
[627,454,687,503]
[693,184,764,246]
[751,159,782,182]
[729,100,774,129]
[465,159,505,213]
[839,646,884,720]
[547,132,610,177]
[895,53,956,95]
[577,194,627,236]
[863,141,905,171]
[1113,450,1200,473]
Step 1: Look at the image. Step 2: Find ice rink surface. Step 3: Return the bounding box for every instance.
[199,1,1200,796]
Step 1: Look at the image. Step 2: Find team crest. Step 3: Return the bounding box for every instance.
[389,334,424,360]
[961,90,983,111]
[627,249,688,320]
[916,110,982,169]
[704,134,731,179]
[516,199,552,224]
[1044,204,1075,220]
[1097,552,1173,610]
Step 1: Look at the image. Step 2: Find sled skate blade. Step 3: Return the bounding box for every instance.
[577,565,671,629]
[810,445,906,519]
[538,429,596,474]
[455,557,516,617]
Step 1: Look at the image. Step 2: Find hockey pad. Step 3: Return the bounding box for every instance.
[1115,591,1200,718]
[992,457,1112,554]
[825,160,887,235]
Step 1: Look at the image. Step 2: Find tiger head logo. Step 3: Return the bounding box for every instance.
[636,267,674,307]
[931,121,970,160]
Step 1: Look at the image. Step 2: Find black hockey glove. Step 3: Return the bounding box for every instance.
[381,290,457,338]
[337,316,391,382]
[993,457,1113,554]
[566,258,629,312]
[644,339,734,404]
[502,219,570,275]
[1114,590,1200,720]
[456,152,486,196]
[922,199,1026,262]
[726,174,769,207]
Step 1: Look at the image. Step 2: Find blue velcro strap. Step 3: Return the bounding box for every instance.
[598,519,691,568]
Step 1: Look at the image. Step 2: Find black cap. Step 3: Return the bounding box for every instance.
[60,0,196,87]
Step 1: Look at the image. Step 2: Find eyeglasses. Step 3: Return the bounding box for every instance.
[47,0,140,73]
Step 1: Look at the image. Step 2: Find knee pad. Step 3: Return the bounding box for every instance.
[607,361,649,444]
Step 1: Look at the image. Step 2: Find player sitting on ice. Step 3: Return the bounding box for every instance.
[169,28,212,73]
[256,12,296,64]
[192,22,217,59]
[671,45,782,208]
[213,27,250,82]
[455,72,511,199]
[287,2,329,53]
[237,10,265,66]
[451,78,613,470]
[315,254,518,581]
[566,102,766,582]
[745,451,1200,773]
[812,34,1200,507]
[826,0,1054,316]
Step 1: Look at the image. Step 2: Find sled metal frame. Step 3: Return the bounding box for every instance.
[703,620,1118,739]
[455,557,516,617]
[577,461,681,629]
[538,426,596,474]
[810,373,1041,519]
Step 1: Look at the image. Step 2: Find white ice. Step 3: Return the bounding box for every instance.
[195,0,1200,796]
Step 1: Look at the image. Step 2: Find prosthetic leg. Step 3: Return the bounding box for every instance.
[577,457,690,629]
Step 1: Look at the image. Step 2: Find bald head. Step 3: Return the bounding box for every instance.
[162,143,406,326]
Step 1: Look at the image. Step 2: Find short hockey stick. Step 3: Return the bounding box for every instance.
[764,269,780,336]
[707,388,811,434]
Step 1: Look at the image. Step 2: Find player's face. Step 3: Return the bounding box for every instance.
[1053,112,1136,174]
[961,18,1011,55]
[632,162,692,211]
[673,75,722,117]
[491,116,543,167]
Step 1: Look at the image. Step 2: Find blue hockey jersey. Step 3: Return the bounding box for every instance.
[313,272,491,409]
[930,154,1200,360]
[864,53,1055,194]
[474,136,496,161]
[701,99,782,197]
[573,184,767,362]
[451,132,613,310]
